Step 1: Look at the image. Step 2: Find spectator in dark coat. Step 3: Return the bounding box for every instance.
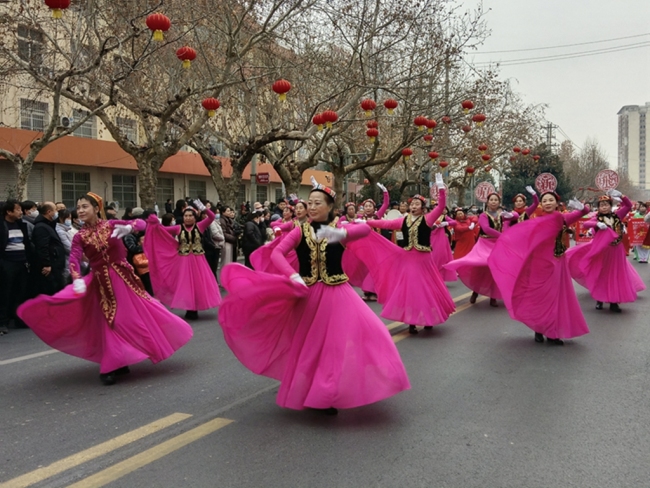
[32,202,66,296]
[242,210,264,268]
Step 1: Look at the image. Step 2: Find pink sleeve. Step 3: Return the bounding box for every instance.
[341,222,371,244]
[445,216,457,227]
[131,219,146,233]
[616,196,633,219]
[367,218,404,230]
[425,189,446,227]
[479,213,501,238]
[582,218,597,229]
[564,208,589,226]
[69,232,84,280]
[525,193,540,218]
[375,191,390,218]
[197,209,215,234]
[272,220,294,233]
[271,227,303,277]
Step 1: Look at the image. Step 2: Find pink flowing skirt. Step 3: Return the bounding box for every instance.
[567,228,645,303]
[218,264,410,410]
[431,229,457,282]
[17,270,193,373]
[345,234,455,326]
[342,237,377,293]
[250,235,298,275]
[488,213,589,339]
[444,237,502,299]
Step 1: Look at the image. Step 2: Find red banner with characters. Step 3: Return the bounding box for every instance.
[575,218,594,243]
[627,218,649,246]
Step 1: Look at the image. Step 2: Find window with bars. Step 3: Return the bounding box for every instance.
[156,177,175,209]
[256,185,268,204]
[73,109,97,138]
[116,117,138,143]
[112,174,137,209]
[275,188,284,202]
[188,180,207,200]
[17,25,44,65]
[61,171,91,208]
[20,99,48,131]
[237,184,246,206]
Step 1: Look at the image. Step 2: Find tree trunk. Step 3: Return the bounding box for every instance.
[136,155,162,209]
[273,161,302,199]
[331,166,345,207]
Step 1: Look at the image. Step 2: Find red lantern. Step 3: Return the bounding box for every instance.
[441,116,452,124]
[533,154,540,161]
[272,79,292,101]
[461,100,474,113]
[481,154,491,162]
[522,148,531,156]
[478,143,488,154]
[202,98,220,117]
[176,47,197,69]
[465,166,475,174]
[366,128,379,142]
[439,161,449,169]
[401,148,413,161]
[312,113,324,131]
[414,116,428,131]
[461,125,472,133]
[423,134,433,142]
[366,120,378,129]
[363,178,369,184]
[425,119,437,133]
[146,13,171,41]
[384,98,398,115]
[360,99,376,117]
[321,110,338,129]
[428,151,439,161]
[513,146,521,153]
[44,0,70,19]
[484,166,492,172]
[472,113,486,126]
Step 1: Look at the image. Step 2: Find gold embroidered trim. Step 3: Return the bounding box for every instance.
[96,265,117,327]
[597,214,623,246]
[554,223,568,258]
[178,226,205,256]
[403,214,431,252]
[300,220,348,285]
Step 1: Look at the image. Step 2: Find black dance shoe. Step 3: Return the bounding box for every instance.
[595,301,603,310]
[547,338,564,346]
[114,366,130,376]
[99,373,116,386]
[424,326,433,330]
[534,332,544,343]
[184,311,199,320]
[469,292,478,304]
[610,303,622,313]
[408,325,419,335]
[489,298,498,307]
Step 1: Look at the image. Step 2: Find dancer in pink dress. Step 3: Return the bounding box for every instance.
[430,206,457,282]
[339,201,359,223]
[443,193,514,307]
[218,179,410,415]
[341,183,389,302]
[348,174,456,335]
[144,200,221,320]
[488,192,591,345]
[508,186,540,225]
[17,193,193,385]
[566,191,645,312]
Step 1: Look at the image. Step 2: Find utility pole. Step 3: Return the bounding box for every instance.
[542,122,558,153]
[249,82,258,204]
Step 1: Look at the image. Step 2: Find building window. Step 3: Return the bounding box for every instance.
[275,188,284,202]
[17,25,44,65]
[156,177,175,209]
[112,174,137,209]
[188,180,207,200]
[20,99,48,131]
[256,185,268,204]
[237,184,246,205]
[73,109,97,138]
[116,117,138,143]
[61,171,91,208]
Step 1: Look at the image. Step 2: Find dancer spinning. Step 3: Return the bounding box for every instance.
[444,193,513,307]
[17,193,193,385]
[348,174,456,335]
[509,186,540,225]
[144,200,221,320]
[488,191,590,345]
[218,178,410,415]
[451,208,477,259]
[566,190,645,312]
[430,205,457,282]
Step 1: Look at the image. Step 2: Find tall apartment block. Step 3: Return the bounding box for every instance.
[618,103,649,189]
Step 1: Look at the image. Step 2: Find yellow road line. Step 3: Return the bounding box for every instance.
[67,417,234,488]
[392,297,487,343]
[0,413,192,488]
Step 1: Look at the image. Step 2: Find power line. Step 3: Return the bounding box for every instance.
[473,32,650,54]
[473,41,650,67]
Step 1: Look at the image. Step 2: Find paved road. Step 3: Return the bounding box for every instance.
[1,264,650,488]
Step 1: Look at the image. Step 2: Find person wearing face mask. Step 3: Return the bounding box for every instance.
[55,209,73,283]
[218,178,410,415]
[488,190,591,345]
[32,202,66,295]
[566,191,644,313]
[21,200,38,238]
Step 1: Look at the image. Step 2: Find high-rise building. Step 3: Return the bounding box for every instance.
[618,103,649,188]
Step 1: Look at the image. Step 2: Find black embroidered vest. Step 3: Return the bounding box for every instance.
[296,220,348,285]
[597,213,624,245]
[396,214,432,251]
[479,212,502,238]
[178,226,205,256]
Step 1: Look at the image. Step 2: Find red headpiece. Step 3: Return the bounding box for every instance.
[512,193,527,203]
[409,194,428,206]
[361,199,376,207]
[310,176,336,200]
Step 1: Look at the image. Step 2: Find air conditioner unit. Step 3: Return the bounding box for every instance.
[60,116,74,128]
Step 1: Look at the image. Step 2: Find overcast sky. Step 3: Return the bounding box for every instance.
[464,0,650,167]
